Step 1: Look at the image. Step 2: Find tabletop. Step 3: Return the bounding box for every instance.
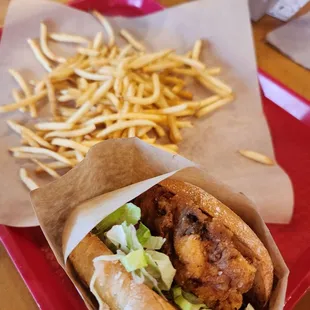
[0,0,309,309]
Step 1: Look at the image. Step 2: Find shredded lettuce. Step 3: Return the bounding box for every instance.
[137,222,166,249]
[120,249,148,272]
[136,223,151,245]
[95,203,141,236]
[172,286,210,310]
[146,250,176,290]
[105,224,128,252]
[144,236,166,250]
[96,221,175,292]
[93,203,176,293]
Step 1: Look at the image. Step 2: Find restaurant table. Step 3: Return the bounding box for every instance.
[0,0,309,309]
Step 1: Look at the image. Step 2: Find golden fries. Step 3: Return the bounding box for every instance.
[195,95,234,118]
[51,138,90,154]
[49,32,89,44]
[120,29,145,52]
[10,146,72,165]
[40,22,66,63]
[192,39,202,60]
[27,39,52,72]
[19,168,38,190]
[4,19,239,191]
[92,11,115,47]
[31,159,60,178]
[0,91,47,113]
[238,150,275,166]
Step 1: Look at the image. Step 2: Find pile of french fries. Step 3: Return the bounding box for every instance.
[0,11,236,190]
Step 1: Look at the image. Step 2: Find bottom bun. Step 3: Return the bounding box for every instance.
[69,233,175,310]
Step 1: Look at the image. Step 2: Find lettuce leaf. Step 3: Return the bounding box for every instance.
[146,250,176,290]
[95,203,141,236]
[136,222,165,250]
[172,286,210,310]
[120,249,148,272]
[102,221,175,292]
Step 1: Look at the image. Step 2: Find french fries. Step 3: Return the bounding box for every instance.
[3,17,237,190]
[238,150,275,166]
[19,168,38,191]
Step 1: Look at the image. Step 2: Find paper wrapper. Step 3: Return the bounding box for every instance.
[0,0,293,226]
[31,139,288,309]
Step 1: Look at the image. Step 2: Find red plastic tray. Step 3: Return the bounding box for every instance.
[1,1,310,309]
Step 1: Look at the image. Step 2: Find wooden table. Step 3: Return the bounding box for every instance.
[0,1,309,309]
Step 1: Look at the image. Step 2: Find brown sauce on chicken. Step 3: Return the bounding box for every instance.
[134,185,257,310]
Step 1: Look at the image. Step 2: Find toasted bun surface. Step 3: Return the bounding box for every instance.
[159,179,274,306]
[69,233,175,310]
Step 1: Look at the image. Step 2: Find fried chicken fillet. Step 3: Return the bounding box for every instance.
[134,179,274,310]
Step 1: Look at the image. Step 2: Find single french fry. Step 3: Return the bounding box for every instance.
[206,67,222,75]
[51,138,90,154]
[92,32,104,50]
[118,44,133,60]
[60,150,77,158]
[198,70,232,94]
[82,139,103,147]
[168,115,182,143]
[143,60,182,72]
[129,49,172,69]
[195,95,234,118]
[74,68,111,81]
[45,124,96,139]
[45,78,58,117]
[49,32,89,44]
[12,151,49,160]
[35,161,74,172]
[0,90,47,113]
[77,78,88,91]
[128,83,144,137]
[77,47,100,57]
[19,168,38,191]
[238,150,274,166]
[34,122,73,131]
[75,150,85,162]
[192,39,202,60]
[27,39,52,72]
[92,11,115,47]
[168,54,205,70]
[10,146,72,165]
[144,103,188,115]
[120,29,145,52]
[177,90,193,100]
[171,68,197,76]
[40,22,66,63]
[12,89,28,113]
[96,119,159,138]
[9,69,36,115]
[108,46,118,60]
[176,121,193,128]
[32,159,60,178]
[21,132,40,147]
[196,74,231,97]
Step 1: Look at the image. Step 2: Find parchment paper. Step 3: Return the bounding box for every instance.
[31,138,289,310]
[0,0,293,226]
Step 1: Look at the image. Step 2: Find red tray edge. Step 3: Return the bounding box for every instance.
[1,1,310,309]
